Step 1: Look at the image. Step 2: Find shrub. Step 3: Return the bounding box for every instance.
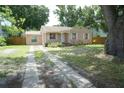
[47,42,63,47]
[0,37,6,46]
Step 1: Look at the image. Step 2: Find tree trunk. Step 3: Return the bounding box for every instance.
[101,6,124,58]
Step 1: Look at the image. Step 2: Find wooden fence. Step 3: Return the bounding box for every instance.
[92,37,106,44]
[7,37,26,45]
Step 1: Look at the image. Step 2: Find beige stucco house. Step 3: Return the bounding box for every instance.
[25,26,92,45]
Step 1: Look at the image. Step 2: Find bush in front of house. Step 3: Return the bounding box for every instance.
[47,42,63,47]
[0,36,6,46]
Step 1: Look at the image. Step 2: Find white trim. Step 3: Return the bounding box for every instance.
[83,33,89,40]
[83,33,85,40]
[61,33,64,42]
[71,32,78,40]
[49,33,56,40]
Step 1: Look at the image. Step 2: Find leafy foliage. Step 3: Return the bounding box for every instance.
[77,6,107,31]
[55,5,107,32]
[2,26,24,36]
[0,36,6,46]
[54,5,79,27]
[9,5,49,30]
[0,6,24,37]
[47,42,63,47]
[0,5,49,38]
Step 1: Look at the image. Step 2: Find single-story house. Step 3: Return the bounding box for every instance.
[25,26,92,45]
[25,31,42,45]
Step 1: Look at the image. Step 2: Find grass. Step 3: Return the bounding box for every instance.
[47,42,63,47]
[47,44,124,87]
[34,51,44,62]
[0,45,28,58]
[0,45,29,79]
[34,50,55,67]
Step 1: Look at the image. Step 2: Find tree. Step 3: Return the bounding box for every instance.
[9,5,49,30]
[101,6,124,58]
[55,5,107,32]
[76,6,107,32]
[0,6,24,37]
[54,5,79,27]
[0,5,49,36]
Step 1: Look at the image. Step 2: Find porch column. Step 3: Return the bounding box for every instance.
[43,32,47,45]
[61,32,64,43]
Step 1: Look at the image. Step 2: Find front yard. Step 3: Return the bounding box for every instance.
[34,49,78,88]
[0,45,28,87]
[47,44,124,88]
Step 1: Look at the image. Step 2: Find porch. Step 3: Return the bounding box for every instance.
[45,32,69,44]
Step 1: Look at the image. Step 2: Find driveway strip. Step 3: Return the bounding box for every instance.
[39,45,95,88]
[22,46,41,88]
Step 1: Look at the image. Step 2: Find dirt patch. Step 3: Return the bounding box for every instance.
[2,49,17,55]
[0,58,26,88]
[94,52,113,61]
[6,71,25,88]
[0,71,25,88]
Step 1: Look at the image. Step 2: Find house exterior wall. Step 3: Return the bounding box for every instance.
[41,27,92,45]
[46,33,61,43]
[42,32,46,45]
[64,33,69,43]
[68,28,92,44]
[26,34,42,45]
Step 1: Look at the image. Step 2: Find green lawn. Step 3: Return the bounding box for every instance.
[34,51,44,62]
[0,45,29,78]
[0,45,28,58]
[47,44,124,87]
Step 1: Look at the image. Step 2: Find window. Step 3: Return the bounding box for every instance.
[85,33,89,40]
[32,35,37,42]
[72,33,77,40]
[50,33,56,39]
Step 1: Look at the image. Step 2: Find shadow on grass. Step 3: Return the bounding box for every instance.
[59,54,124,88]
[48,46,124,88]
[0,56,27,88]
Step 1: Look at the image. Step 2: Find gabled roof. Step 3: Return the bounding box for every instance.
[41,26,89,33]
[41,26,72,33]
[25,31,41,35]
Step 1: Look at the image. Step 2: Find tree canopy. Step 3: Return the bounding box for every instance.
[0,6,24,37]
[55,5,107,32]
[54,5,79,27]
[9,5,49,30]
[0,5,49,37]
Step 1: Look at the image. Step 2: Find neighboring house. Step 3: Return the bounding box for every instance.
[0,29,6,37]
[92,29,107,37]
[25,26,92,45]
[92,29,107,44]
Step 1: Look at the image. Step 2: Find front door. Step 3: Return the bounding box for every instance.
[64,33,68,43]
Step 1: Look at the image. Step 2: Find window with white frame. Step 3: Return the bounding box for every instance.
[32,35,37,42]
[72,33,77,40]
[85,33,89,40]
[50,33,56,39]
